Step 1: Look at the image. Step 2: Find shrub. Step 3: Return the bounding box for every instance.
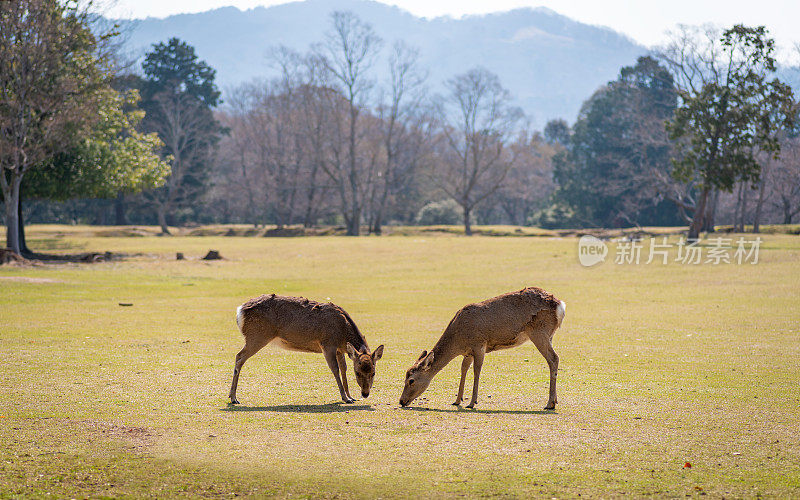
[416,199,464,225]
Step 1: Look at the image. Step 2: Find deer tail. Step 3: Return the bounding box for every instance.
[555,300,566,328]
[235,305,244,334]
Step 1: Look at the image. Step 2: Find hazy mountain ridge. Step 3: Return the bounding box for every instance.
[117,0,647,126]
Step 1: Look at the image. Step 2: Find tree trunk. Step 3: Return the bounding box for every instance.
[733,182,743,232]
[115,192,127,225]
[15,181,32,256]
[738,186,750,233]
[2,174,22,254]
[371,212,383,235]
[347,207,360,236]
[687,187,709,241]
[463,204,473,236]
[157,204,171,235]
[753,173,767,233]
[703,189,718,233]
[17,194,30,256]
[783,197,793,224]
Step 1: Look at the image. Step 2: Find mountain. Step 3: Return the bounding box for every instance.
[117,0,646,127]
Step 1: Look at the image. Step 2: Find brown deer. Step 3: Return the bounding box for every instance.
[228,294,384,404]
[399,287,565,409]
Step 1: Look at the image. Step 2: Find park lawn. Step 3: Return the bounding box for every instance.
[1,226,799,498]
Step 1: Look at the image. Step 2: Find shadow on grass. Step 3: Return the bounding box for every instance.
[221,402,375,413]
[402,405,555,415]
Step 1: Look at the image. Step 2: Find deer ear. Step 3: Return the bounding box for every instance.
[346,343,357,360]
[420,351,435,370]
[372,345,384,362]
[359,344,368,355]
[416,350,428,362]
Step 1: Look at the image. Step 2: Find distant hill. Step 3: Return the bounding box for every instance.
[116,0,646,127]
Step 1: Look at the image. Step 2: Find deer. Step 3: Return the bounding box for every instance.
[399,287,565,410]
[228,294,384,405]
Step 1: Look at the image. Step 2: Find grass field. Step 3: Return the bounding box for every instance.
[1,225,799,498]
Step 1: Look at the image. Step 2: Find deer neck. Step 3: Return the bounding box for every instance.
[429,342,459,375]
[347,332,368,353]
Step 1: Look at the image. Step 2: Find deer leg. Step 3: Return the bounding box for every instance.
[336,350,353,401]
[466,347,485,409]
[531,333,559,410]
[324,347,354,403]
[228,335,270,404]
[453,355,472,405]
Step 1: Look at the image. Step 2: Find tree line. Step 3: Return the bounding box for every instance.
[4,3,800,249]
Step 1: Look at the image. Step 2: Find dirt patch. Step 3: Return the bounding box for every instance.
[0,276,63,283]
[81,420,160,450]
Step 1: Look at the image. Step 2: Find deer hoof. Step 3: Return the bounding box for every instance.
[452,400,462,406]
[343,397,355,404]
[544,403,556,410]
[466,402,476,409]
[229,398,240,405]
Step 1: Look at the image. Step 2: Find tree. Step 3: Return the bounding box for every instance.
[768,133,800,224]
[661,25,795,240]
[140,38,222,234]
[1,0,102,253]
[434,67,523,235]
[552,56,680,228]
[367,42,431,234]
[1,0,167,254]
[543,119,570,146]
[315,11,382,236]
[495,131,557,226]
[23,88,169,217]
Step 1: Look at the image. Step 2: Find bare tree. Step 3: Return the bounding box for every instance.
[217,87,269,226]
[367,42,431,234]
[496,131,556,225]
[294,55,338,227]
[769,135,800,224]
[434,67,523,235]
[144,92,212,234]
[314,11,382,235]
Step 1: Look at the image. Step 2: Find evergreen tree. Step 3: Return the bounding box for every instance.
[139,38,222,234]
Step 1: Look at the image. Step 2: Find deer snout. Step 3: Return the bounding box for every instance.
[399,398,408,407]
[362,390,370,398]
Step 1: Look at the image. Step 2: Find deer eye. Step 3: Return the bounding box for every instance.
[408,379,415,386]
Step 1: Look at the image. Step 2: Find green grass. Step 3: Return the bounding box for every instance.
[1,225,799,498]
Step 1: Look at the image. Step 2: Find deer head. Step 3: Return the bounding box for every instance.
[399,350,436,407]
[346,343,384,398]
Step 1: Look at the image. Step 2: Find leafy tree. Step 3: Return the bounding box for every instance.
[139,38,222,234]
[24,88,169,202]
[552,56,680,227]
[662,25,795,239]
[543,119,570,146]
[1,0,103,253]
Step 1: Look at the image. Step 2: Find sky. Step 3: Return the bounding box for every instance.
[105,0,800,53]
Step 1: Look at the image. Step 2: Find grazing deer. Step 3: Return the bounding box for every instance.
[228,294,384,404]
[399,287,565,409]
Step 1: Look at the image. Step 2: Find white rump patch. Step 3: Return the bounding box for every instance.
[236,305,243,331]
[556,300,566,327]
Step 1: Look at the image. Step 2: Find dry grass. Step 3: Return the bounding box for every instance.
[1,225,799,498]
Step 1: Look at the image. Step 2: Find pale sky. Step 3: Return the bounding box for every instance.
[106,0,800,53]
